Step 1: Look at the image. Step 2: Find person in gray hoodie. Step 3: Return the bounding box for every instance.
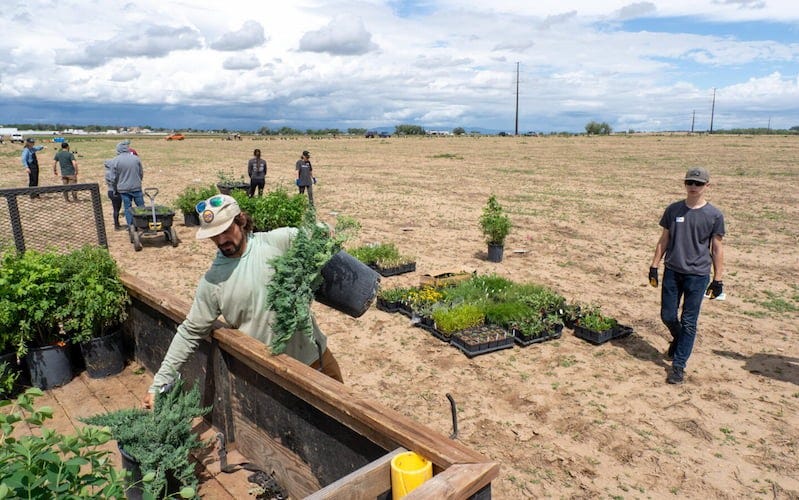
[109,141,144,227]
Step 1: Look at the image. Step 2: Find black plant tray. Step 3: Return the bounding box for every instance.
[513,324,563,347]
[376,298,400,313]
[396,303,413,318]
[412,316,451,343]
[369,262,417,277]
[573,324,633,345]
[451,325,514,358]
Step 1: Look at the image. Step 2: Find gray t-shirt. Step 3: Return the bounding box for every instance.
[295,159,313,186]
[660,200,725,275]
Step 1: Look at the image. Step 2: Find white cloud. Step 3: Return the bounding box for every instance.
[210,20,267,51]
[298,16,379,55]
[222,54,261,70]
[1,0,799,131]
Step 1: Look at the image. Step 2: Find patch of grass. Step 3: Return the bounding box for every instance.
[430,153,463,160]
[760,290,799,313]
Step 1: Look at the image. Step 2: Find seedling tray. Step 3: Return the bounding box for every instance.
[376,298,400,313]
[370,262,416,277]
[451,325,514,358]
[513,324,563,347]
[573,324,633,345]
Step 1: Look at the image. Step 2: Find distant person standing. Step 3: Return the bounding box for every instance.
[21,138,44,198]
[649,167,725,385]
[247,149,267,197]
[295,150,315,207]
[53,142,79,201]
[109,141,145,228]
[104,160,123,230]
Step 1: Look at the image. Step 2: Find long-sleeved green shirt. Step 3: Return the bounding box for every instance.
[150,228,327,392]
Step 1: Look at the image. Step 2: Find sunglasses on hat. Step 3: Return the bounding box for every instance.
[195,195,225,214]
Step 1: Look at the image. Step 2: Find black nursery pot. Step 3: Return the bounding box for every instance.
[487,243,504,263]
[119,446,182,500]
[80,329,126,378]
[315,250,381,318]
[27,343,74,390]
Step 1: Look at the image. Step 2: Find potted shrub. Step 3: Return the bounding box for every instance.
[0,388,128,498]
[479,195,511,262]
[230,187,308,232]
[80,377,211,499]
[215,170,250,195]
[59,246,131,378]
[174,184,218,226]
[0,249,72,389]
[268,211,378,354]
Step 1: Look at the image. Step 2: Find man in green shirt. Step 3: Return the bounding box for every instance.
[143,195,342,408]
[53,142,78,201]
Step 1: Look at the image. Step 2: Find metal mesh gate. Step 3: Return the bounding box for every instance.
[0,183,108,254]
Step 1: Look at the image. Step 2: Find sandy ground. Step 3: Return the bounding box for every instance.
[1,134,798,498]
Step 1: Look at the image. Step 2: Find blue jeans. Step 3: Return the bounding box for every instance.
[660,268,709,369]
[120,190,145,226]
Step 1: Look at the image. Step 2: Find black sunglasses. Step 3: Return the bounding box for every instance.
[684,180,706,187]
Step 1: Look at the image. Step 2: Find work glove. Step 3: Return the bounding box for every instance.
[648,267,658,287]
[705,280,724,300]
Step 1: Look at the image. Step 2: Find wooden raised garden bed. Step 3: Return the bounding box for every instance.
[121,273,498,499]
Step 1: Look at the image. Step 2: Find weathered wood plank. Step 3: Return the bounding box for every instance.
[404,463,499,500]
[233,414,322,498]
[306,448,405,500]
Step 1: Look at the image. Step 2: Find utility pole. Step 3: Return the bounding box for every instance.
[709,88,716,133]
[691,110,695,133]
[514,62,520,136]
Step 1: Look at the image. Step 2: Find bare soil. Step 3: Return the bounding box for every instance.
[2,134,798,498]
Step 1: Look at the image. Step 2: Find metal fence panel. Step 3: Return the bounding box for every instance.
[0,183,107,254]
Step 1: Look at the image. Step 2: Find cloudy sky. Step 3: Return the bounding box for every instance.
[2,0,798,133]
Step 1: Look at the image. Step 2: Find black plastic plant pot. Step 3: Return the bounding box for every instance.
[315,250,381,318]
[183,211,200,227]
[27,343,74,390]
[119,446,181,500]
[487,244,504,263]
[80,329,126,378]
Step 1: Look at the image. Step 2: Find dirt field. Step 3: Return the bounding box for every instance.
[2,134,798,498]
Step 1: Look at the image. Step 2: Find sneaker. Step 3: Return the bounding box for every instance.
[666,340,676,360]
[667,367,685,385]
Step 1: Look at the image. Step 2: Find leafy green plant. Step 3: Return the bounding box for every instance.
[478,195,511,245]
[215,170,247,187]
[58,246,130,344]
[0,250,67,358]
[231,187,308,232]
[132,205,174,216]
[173,184,218,214]
[0,361,18,398]
[348,243,415,268]
[267,211,358,354]
[513,313,564,339]
[483,300,535,328]
[432,303,485,335]
[578,305,618,332]
[80,377,211,499]
[1,388,127,498]
[442,274,515,305]
[505,283,566,316]
[377,286,411,303]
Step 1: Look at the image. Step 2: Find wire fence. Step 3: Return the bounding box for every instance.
[0,183,107,254]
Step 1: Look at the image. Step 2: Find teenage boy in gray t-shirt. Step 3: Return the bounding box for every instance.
[649,167,725,385]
